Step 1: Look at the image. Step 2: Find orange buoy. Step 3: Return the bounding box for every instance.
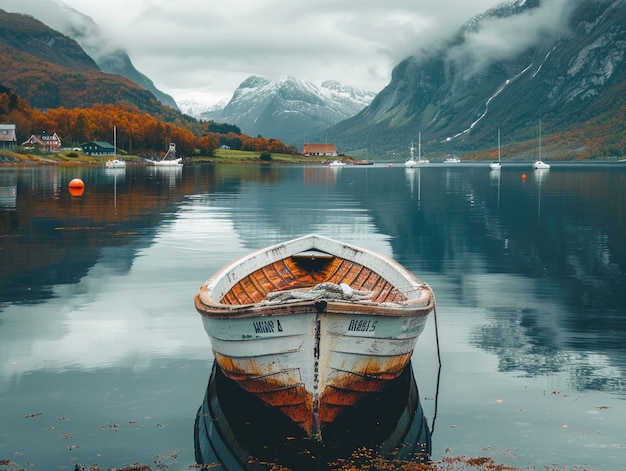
[69,178,84,189]
[69,178,85,196]
[521,173,527,181]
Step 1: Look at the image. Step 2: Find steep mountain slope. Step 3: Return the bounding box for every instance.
[0,9,97,70]
[0,10,170,114]
[202,76,376,145]
[327,0,626,160]
[84,44,179,111]
[0,0,178,110]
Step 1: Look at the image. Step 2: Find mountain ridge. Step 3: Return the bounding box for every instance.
[324,0,626,160]
[0,9,189,125]
[196,75,376,145]
[2,0,625,160]
[0,0,178,110]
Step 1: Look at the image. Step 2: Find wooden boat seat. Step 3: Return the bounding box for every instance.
[221,254,408,306]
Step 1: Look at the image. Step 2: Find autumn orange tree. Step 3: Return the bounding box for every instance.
[1,89,293,157]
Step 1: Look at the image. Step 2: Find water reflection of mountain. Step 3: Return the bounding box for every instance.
[219,165,626,393]
[220,165,625,313]
[0,167,166,305]
[194,362,431,470]
[475,307,626,394]
[0,164,284,307]
[0,165,215,305]
[3,164,625,395]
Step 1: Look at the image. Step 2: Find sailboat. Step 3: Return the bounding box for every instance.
[533,121,550,170]
[148,142,183,166]
[490,129,502,170]
[105,126,126,169]
[405,133,429,168]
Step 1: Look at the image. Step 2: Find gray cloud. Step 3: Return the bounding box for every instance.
[447,0,584,77]
[1,0,498,104]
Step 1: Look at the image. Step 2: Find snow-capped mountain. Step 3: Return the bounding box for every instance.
[195,76,376,145]
[176,94,230,119]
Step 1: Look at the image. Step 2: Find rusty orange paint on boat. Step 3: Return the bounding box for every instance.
[195,234,435,438]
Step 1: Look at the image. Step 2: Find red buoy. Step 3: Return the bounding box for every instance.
[69,178,85,196]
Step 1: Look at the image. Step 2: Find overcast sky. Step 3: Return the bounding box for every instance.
[46,0,501,104]
[1,0,581,107]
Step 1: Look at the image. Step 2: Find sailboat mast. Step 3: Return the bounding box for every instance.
[539,120,542,159]
[498,129,501,162]
[418,132,421,159]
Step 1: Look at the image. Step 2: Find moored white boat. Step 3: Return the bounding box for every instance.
[194,234,435,438]
[490,129,502,170]
[404,143,417,168]
[405,133,428,167]
[148,142,183,166]
[328,160,346,167]
[105,126,126,169]
[533,121,550,170]
[105,158,126,169]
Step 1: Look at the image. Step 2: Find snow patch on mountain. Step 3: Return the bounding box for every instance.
[176,93,229,118]
[184,75,375,144]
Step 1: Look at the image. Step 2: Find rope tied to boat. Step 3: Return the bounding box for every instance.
[264,282,373,303]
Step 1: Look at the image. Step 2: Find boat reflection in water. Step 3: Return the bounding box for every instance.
[194,361,431,470]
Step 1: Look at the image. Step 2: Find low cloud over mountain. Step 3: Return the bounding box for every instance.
[0,0,178,109]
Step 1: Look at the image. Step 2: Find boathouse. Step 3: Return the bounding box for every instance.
[0,124,17,150]
[81,141,116,156]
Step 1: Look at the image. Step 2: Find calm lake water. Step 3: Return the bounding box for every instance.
[1,162,625,470]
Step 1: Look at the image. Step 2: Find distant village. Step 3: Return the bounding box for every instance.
[1,123,116,156]
[0,123,340,158]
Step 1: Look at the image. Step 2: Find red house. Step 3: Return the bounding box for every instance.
[302,143,337,157]
[21,132,62,152]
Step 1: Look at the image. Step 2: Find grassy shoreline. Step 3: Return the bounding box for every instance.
[2,148,622,167]
[0,149,338,166]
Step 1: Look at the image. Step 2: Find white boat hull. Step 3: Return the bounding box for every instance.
[195,234,434,437]
[533,160,550,170]
[151,158,183,166]
[105,159,126,169]
[201,307,428,435]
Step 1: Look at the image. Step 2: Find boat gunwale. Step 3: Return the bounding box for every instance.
[195,234,434,319]
[195,290,434,319]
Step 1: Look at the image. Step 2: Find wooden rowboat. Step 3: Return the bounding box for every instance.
[194,234,435,438]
